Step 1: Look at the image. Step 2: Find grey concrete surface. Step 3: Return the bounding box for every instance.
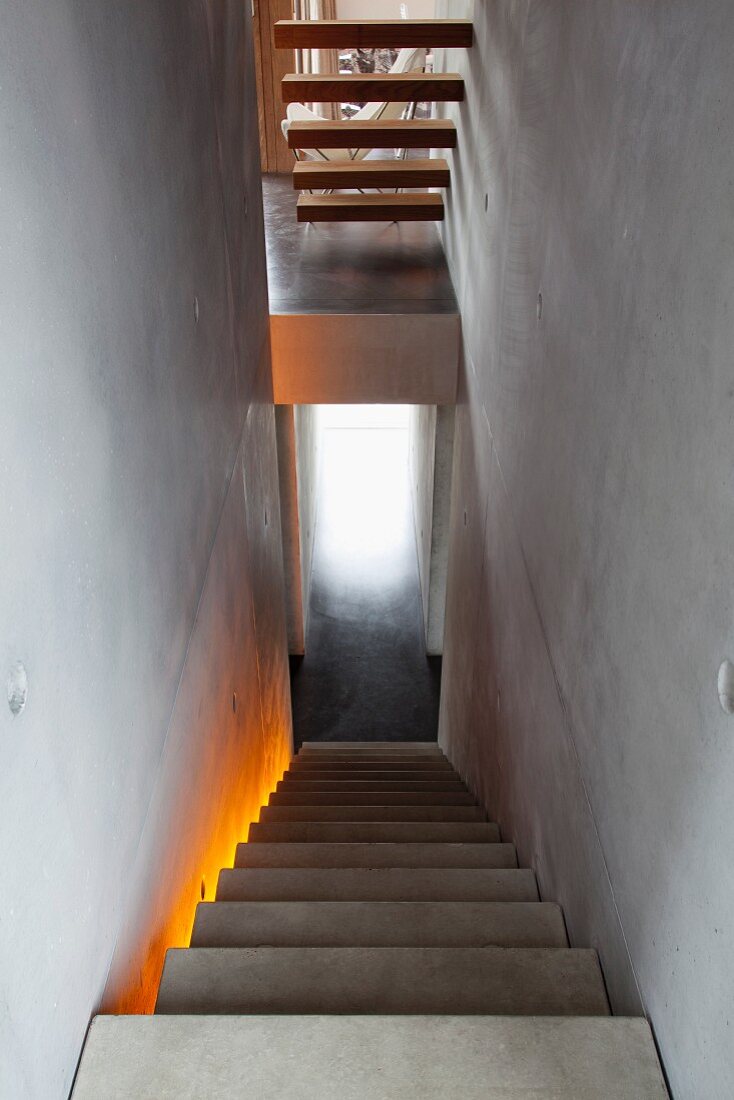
[268,790,478,805]
[435,1,734,1096]
[280,769,456,782]
[72,1015,669,1100]
[277,778,467,791]
[216,867,537,902]
[409,405,455,653]
[155,945,609,1015]
[247,820,500,843]
[275,405,320,653]
[234,841,518,868]
[288,755,453,770]
[300,741,443,752]
[190,900,567,948]
[258,805,486,821]
[0,2,290,1095]
[263,175,457,315]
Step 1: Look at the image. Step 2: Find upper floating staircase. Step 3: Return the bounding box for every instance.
[276,18,472,223]
[74,742,668,1097]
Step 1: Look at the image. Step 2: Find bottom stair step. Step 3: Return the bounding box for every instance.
[155,946,610,1016]
[297,192,444,222]
[190,900,567,948]
[73,1015,669,1100]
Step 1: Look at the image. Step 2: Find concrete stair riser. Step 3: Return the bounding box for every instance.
[156,947,610,1016]
[258,805,487,823]
[234,842,517,869]
[216,867,538,902]
[281,771,463,783]
[190,900,568,948]
[277,780,468,792]
[268,791,478,806]
[247,821,500,844]
[286,761,453,770]
[299,741,444,753]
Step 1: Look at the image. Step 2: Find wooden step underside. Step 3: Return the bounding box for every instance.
[297,193,444,223]
[287,120,457,149]
[274,19,474,49]
[293,158,450,190]
[282,73,464,104]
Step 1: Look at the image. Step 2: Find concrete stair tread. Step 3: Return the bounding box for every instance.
[277,779,468,791]
[73,1015,668,1099]
[247,822,500,843]
[156,947,610,1016]
[258,805,487,822]
[290,757,453,770]
[268,791,477,806]
[282,770,461,781]
[190,900,567,948]
[235,842,517,869]
[217,867,536,902]
[300,741,442,751]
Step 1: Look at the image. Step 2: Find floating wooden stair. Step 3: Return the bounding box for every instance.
[292,158,450,190]
[297,193,444,223]
[274,19,474,49]
[74,742,669,1097]
[286,118,457,150]
[282,72,464,105]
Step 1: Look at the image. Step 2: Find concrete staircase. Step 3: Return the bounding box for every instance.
[73,742,668,1096]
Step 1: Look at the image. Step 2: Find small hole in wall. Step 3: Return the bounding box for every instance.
[718,659,734,715]
[193,296,200,325]
[7,662,28,717]
[264,509,269,528]
[537,292,543,321]
[484,193,488,213]
[200,877,206,901]
[232,691,238,714]
[463,509,468,527]
[496,689,501,713]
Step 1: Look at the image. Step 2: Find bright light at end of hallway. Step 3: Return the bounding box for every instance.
[317,405,412,571]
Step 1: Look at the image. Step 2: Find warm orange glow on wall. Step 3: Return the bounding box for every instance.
[102,716,292,1016]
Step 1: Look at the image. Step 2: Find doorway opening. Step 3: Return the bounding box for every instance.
[278,403,452,746]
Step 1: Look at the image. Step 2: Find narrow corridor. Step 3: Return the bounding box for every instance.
[290,407,440,745]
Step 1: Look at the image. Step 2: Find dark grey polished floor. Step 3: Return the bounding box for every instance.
[290,411,441,746]
[263,174,457,315]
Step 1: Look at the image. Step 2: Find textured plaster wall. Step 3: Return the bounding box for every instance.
[0,2,291,1097]
[436,2,734,1097]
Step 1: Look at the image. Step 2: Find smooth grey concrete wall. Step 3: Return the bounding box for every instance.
[409,406,454,654]
[275,405,319,654]
[436,2,734,1097]
[0,3,291,1097]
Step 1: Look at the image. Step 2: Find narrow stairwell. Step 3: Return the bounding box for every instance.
[74,741,668,1096]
